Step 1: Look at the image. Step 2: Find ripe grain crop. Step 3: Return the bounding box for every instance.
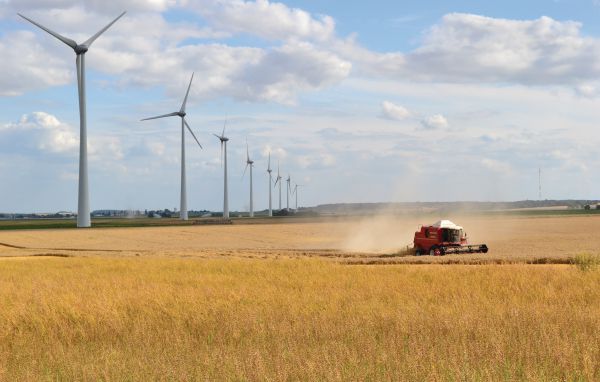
[1,257,598,381]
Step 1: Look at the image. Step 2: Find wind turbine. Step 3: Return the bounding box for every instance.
[274,162,283,210]
[214,122,230,219]
[286,175,292,210]
[243,140,254,218]
[267,152,273,217]
[19,11,126,228]
[141,73,202,221]
[292,183,304,210]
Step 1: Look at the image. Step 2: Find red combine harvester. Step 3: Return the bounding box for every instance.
[413,220,488,256]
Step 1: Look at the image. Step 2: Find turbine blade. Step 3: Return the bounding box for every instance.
[222,118,227,137]
[184,118,202,149]
[243,163,248,179]
[268,152,271,171]
[180,72,194,113]
[83,11,126,47]
[141,112,178,121]
[246,139,250,162]
[18,13,77,49]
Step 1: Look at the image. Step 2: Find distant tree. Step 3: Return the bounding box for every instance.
[584,204,591,210]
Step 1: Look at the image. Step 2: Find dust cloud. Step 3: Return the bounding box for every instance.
[341,215,423,253]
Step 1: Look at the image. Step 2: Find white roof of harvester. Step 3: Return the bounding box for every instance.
[432,220,463,230]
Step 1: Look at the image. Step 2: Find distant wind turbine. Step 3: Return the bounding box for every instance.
[286,175,292,210]
[243,140,254,218]
[292,183,304,210]
[267,152,273,217]
[19,11,126,228]
[214,122,230,219]
[141,73,202,221]
[274,162,283,210]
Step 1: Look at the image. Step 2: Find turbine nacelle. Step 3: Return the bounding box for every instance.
[74,45,89,55]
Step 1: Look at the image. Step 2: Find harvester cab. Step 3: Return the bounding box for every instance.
[413,220,488,256]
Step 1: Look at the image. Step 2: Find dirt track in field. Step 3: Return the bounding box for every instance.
[0,214,598,264]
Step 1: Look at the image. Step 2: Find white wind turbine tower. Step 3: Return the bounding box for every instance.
[19,11,126,228]
[214,122,230,219]
[267,153,273,217]
[286,175,292,210]
[243,140,254,218]
[292,183,304,210]
[141,74,202,221]
[274,162,283,210]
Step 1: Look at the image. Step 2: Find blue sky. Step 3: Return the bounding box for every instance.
[1,0,599,213]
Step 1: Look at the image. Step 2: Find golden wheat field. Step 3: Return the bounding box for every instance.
[1,214,599,380]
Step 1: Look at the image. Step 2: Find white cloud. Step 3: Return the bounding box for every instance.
[4,5,351,104]
[0,112,124,161]
[421,114,448,129]
[1,112,78,154]
[192,0,336,42]
[376,13,600,86]
[296,152,336,169]
[381,101,411,120]
[147,142,166,156]
[481,158,512,175]
[0,31,72,96]
[3,0,175,14]
[574,83,598,97]
[261,145,287,160]
[232,42,351,103]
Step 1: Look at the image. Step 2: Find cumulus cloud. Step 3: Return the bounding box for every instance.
[192,0,336,42]
[6,1,600,101]
[420,114,448,129]
[0,112,124,161]
[0,112,78,154]
[481,158,512,175]
[3,2,351,103]
[0,31,72,96]
[233,42,351,103]
[574,83,598,97]
[364,13,600,87]
[3,0,175,14]
[296,152,336,169]
[381,101,411,120]
[261,145,287,159]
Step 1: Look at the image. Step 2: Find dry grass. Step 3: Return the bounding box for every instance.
[1,257,599,381]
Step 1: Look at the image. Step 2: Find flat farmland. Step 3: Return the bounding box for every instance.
[0,214,599,262]
[1,214,599,380]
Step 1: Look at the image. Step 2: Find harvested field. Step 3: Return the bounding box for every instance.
[1,214,599,263]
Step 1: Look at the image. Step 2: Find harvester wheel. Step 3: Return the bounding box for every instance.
[415,248,422,256]
[429,246,440,256]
